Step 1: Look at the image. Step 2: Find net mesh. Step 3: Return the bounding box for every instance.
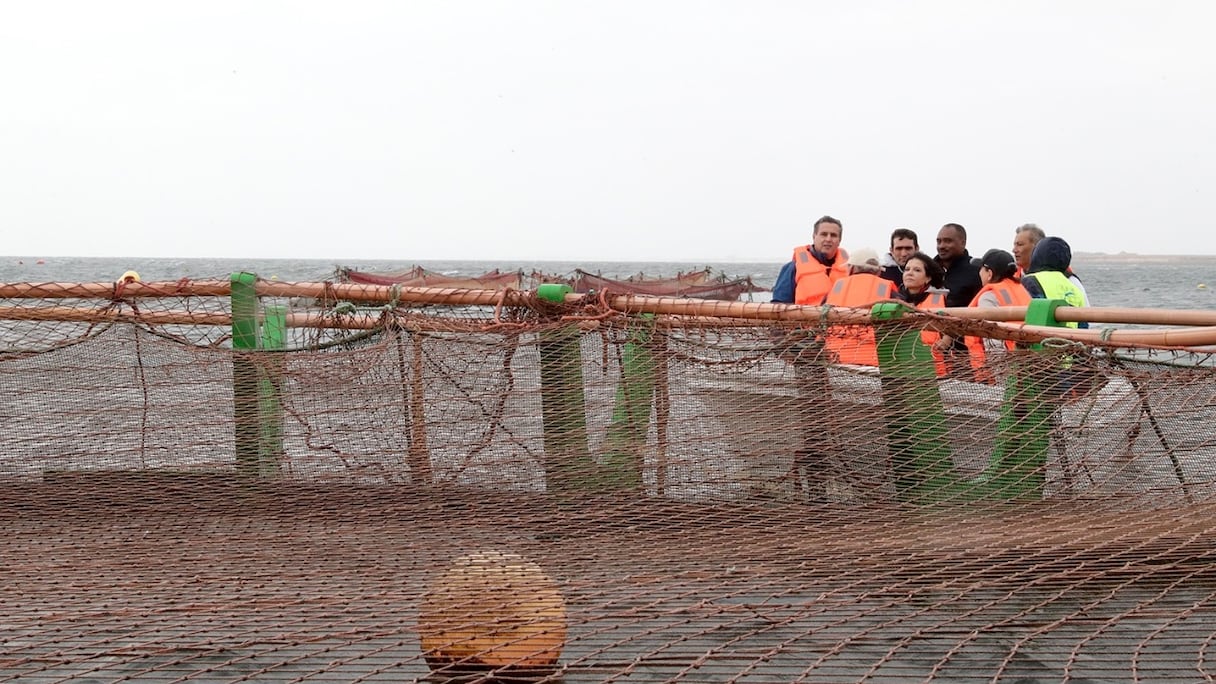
[2,277,1215,683]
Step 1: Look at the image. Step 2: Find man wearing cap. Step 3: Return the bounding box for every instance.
[966,248,1033,384]
[772,215,855,305]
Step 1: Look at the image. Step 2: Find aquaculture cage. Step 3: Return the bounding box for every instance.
[1,273,1215,682]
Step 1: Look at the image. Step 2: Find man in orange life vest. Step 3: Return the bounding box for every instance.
[771,215,854,305]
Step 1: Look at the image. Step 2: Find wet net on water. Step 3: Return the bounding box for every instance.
[1,277,1215,683]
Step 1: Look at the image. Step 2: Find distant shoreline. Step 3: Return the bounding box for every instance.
[1072,253,1216,263]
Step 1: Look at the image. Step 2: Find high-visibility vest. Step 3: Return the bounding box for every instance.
[823,274,897,366]
[965,280,1033,383]
[793,245,851,306]
[1026,271,1087,327]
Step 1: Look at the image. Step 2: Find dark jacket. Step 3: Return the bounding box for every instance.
[935,250,982,308]
[1022,236,1072,299]
[895,286,948,307]
[879,264,903,286]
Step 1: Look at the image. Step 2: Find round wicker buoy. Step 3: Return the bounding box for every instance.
[418,550,567,676]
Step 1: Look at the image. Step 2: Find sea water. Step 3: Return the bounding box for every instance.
[3,254,1216,310]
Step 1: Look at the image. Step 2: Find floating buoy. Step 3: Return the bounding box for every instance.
[35,259,45,265]
[1199,283,1207,290]
[418,550,567,677]
[117,270,141,284]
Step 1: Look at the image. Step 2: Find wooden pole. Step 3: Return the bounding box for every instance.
[653,330,670,496]
[536,285,596,493]
[602,315,657,490]
[408,331,431,483]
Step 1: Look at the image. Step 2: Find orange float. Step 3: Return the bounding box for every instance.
[418,550,567,677]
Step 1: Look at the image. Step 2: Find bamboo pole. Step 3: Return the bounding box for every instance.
[8,302,1216,348]
[0,280,232,299]
[9,283,1216,346]
[4,278,1216,325]
[408,331,432,484]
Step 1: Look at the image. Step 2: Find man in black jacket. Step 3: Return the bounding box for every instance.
[934,223,982,308]
[934,223,983,378]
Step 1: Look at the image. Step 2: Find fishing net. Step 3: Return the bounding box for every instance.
[1,276,1215,682]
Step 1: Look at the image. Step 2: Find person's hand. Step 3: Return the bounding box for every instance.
[932,335,954,352]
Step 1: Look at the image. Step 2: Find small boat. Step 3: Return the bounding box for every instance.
[337,266,523,290]
[567,269,764,301]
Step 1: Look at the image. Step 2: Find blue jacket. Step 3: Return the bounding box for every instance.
[771,261,797,303]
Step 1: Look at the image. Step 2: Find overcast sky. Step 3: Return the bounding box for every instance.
[2,2,1213,262]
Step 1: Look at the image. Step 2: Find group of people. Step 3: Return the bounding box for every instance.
[771,216,1089,381]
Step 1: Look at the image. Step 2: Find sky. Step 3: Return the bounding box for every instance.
[2,2,1214,262]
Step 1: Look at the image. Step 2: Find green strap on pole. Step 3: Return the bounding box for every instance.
[871,302,964,505]
[1024,298,1065,342]
[603,314,657,489]
[537,283,572,303]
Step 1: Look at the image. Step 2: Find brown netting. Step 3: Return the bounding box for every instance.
[2,278,1215,682]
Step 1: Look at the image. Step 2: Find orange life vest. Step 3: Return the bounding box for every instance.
[911,291,948,377]
[823,274,897,366]
[965,280,1032,383]
[793,246,851,306]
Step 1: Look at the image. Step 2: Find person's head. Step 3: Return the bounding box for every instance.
[903,251,945,294]
[979,248,1018,286]
[812,215,843,258]
[1028,236,1072,274]
[1012,223,1046,271]
[847,247,881,270]
[889,228,918,267]
[936,223,967,263]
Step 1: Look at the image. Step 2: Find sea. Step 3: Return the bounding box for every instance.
[3,254,1216,310]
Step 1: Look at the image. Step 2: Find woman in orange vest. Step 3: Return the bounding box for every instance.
[895,252,949,376]
[966,248,1032,384]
